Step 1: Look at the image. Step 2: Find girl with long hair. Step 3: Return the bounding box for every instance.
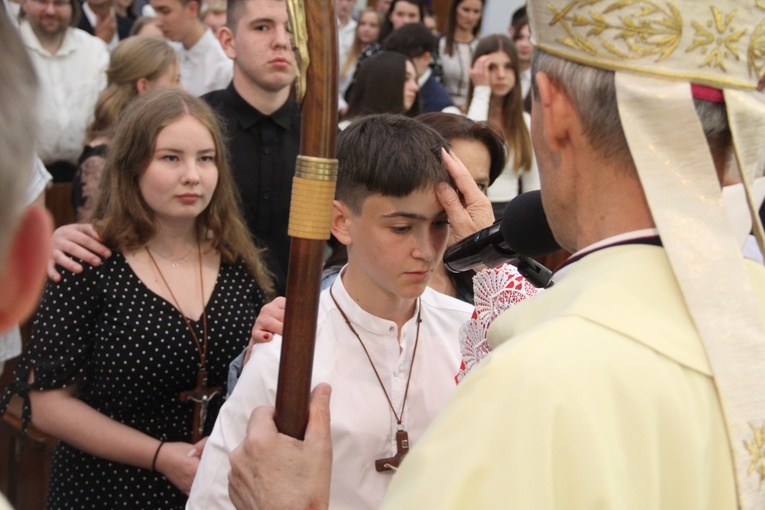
[2,89,272,508]
[350,0,444,95]
[467,34,537,216]
[73,35,179,220]
[378,0,424,44]
[439,0,484,109]
[338,8,382,114]
[511,15,534,109]
[341,51,421,128]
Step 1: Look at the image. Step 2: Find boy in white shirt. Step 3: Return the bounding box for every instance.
[188,113,473,510]
[150,0,232,95]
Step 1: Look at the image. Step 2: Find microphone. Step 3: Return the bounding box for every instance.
[443,190,560,287]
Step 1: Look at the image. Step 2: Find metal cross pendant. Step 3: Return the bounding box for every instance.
[179,368,222,442]
[375,429,409,472]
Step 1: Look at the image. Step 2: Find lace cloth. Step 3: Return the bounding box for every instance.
[456,265,543,382]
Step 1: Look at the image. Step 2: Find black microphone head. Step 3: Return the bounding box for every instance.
[500,190,560,258]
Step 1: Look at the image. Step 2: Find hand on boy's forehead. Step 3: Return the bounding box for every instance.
[374,188,447,221]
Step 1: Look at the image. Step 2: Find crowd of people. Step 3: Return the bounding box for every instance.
[1,0,765,509]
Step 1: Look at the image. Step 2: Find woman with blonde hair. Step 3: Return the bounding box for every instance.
[1,88,273,508]
[73,35,179,220]
[338,8,382,114]
[467,34,536,216]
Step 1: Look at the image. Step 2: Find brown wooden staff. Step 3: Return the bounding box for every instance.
[274,0,338,440]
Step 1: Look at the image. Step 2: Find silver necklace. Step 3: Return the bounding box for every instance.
[146,245,193,268]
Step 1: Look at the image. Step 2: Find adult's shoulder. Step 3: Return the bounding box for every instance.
[201,87,229,109]
[67,26,108,51]
[43,252,123,305]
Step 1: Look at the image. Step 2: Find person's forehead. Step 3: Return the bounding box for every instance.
[151,0,183,9]
[361,189,445,219]
[393,1,417,13]
[240,0,288,19]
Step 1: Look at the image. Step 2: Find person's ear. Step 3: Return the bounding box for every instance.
[0,206,53,331]
[422,51,432,67]
[330,200,353,247]
[136,77,150,95]
[187,0,200,18]
[218,25,236,60]
[534,71,575,152]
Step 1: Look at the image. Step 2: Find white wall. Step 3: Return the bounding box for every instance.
[480,0,525,37]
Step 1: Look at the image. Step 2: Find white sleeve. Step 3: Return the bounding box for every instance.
[27,156,52,205]
[186,339,282,509]
[465,85,491,122]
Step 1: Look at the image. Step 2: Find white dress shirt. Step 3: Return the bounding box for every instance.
[337,17,357,70]
[174,28,232,96]
[20,22,108,165]
[188,273,473,510]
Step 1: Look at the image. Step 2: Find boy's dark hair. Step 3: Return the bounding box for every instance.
[336,114,452,213]
[382,22,437,59]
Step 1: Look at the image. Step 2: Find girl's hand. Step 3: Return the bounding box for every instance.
[155,441,203,495]
[470,54,492,88]
[246,296,286,364]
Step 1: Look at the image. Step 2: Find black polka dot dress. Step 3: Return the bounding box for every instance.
[0,253,266,509]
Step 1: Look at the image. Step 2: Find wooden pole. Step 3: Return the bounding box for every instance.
[274,0,338,440]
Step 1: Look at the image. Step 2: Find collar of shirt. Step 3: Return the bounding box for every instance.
[223,82,299,131]
[555,228,660,281]
[182,27,215,59]
[20,21,79,57]
[418,67,432,87]
[331,265,422,339]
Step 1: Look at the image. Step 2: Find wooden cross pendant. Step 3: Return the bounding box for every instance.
[375,429,409,472]
[179,368,222,442]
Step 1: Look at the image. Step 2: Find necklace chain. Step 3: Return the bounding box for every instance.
[329,287,421,426]
[147,244,193,268]
[146,238,209,368]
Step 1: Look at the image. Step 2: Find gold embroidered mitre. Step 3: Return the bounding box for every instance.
[528,0,765,89]
[528,2,765,509]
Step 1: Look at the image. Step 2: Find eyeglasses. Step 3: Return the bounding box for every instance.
[29,0,71,8]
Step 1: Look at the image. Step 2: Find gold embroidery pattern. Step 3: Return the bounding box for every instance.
[686,7,746,71]
[548,1,683,61]
[745,421,765,486]
[748,2,765,78]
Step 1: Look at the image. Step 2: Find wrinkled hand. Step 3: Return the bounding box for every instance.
[228,384,333,510]
[94,13,117,44]
[438,148,495,246]
[47,223,111,282]
[155,440,204,496]
[469,54,492,88]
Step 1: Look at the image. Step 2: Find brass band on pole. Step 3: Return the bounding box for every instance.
[294,154,338,180]
[288,156,337,240]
